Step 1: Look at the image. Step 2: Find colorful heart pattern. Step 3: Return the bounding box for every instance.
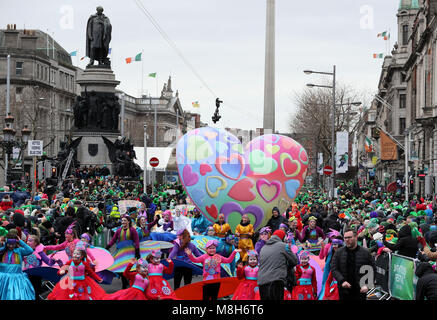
[176,127,308,231]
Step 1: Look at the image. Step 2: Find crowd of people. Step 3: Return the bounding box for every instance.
[1,170,437,301]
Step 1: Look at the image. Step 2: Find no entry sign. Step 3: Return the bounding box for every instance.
[149,157,159,167]
[323,165,333,176]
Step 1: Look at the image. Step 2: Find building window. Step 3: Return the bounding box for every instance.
[16,61,23,75]
[399,118,406,135]
[402,25,409,46]
[399,94,406,109]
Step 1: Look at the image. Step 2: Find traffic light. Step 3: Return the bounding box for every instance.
[410,179,414,192]
[418,170,426,181]
[51,167,57,178]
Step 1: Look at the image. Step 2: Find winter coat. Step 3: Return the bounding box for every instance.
[258,235,298,286]
[265,215,288,232]
[383,225,418,258]
[323,214,342,233]
[330,245,376,288]
[416,263,437,300]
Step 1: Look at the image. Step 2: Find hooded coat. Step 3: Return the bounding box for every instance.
[416,263,437,300]
[383,225,418,258]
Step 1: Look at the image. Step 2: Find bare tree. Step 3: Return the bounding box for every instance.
[289,81,372,164]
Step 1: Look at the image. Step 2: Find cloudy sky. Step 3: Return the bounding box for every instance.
[1,0,400,132]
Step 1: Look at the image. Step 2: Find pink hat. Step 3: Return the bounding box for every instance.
[205,239,219,249]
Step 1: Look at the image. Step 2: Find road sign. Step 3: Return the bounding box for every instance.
[323,165,333,176]
[149,157,159,167]
[28,140,43,157]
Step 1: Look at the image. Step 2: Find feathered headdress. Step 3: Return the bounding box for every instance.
[327,228,341,240]
[65,221,76,235]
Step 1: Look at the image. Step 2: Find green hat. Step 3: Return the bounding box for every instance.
[0,227,8,237]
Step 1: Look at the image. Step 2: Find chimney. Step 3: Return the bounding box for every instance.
[4,25,19,48]
[21,30,37,50]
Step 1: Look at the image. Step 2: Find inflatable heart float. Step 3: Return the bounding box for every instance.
[176,127,308,231]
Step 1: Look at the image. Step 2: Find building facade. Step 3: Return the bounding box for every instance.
[0,26,76,184]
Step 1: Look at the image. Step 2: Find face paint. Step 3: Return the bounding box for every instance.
[27,237,35,249]
[65,234,73,242]
[73,249,82,261]
[300,256,309,265]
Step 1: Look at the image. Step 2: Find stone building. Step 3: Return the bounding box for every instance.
[0,25,76,184]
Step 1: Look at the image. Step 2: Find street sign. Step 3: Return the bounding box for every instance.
[28,140,43,157]
[149,157,159,167]
[323,165,333,176]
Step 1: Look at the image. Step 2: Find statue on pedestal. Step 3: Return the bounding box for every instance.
[86,6,112,67]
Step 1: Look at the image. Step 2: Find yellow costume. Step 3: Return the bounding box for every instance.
[235,224,254,261]
[213,223,231,238]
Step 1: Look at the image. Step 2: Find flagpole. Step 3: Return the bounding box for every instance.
[141,49,144,96]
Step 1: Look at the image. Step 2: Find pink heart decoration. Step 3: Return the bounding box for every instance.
[182,165,199,186]
[199,163,213,176]
[256,179,281,203]
[215,154,245,181]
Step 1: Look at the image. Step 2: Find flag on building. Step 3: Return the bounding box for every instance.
[380,131,398,160]
[69,50,77,56]
[126,57,132,64]
[373,53,384,59]
[192,101,200,108]
[365,136,374,153]
[377,31,388,38]
[148,72,157,78]
[384,34,390,41]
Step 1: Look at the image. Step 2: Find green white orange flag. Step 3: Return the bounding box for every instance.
[377,31,387,38]
[373,53,384,59]
[192,101,200,108]
[365,136,374,152]
[126,52,142,64]
[148,72,157,78]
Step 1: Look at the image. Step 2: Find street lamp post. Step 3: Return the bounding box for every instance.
[0,114,31,185]
[304,66,336,199]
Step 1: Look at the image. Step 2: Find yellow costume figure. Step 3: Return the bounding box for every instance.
[235,214,254,261]
[213,214,231,238]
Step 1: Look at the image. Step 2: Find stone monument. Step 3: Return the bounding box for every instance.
[72,6,141,178]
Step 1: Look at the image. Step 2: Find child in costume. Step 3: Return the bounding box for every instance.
[235,214,254,261]
[23,235,63,300]
[318,229,343,300]
[47,242,106,300]
[186,239,241,300]
[291,250,318,300]
[213,214,231,238]
[44,222,79,260]
[232,250,260,300]
[254,227,271,255]
[145,250,178,300]
[0,230,35,300]
[104,258,152,300]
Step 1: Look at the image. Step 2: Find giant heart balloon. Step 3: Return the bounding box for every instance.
[176,127,308,231]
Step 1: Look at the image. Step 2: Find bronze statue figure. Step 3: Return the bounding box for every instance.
[86,6,112,67]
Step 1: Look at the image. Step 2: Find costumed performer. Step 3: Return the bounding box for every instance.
[232,250,260,300]
[145,249,178,300]
[291,250,318,300]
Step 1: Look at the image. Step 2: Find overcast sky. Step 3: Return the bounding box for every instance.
[0,0,400,132]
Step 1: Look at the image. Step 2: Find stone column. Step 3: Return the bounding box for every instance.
[263,0,275,133]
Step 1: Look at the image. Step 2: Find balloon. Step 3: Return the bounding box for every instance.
[176,127,308,231]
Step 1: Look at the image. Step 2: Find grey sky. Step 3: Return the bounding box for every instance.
[0,0,399,132]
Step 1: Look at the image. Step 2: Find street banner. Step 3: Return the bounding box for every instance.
[118,200,145,214]
[389,253,418,300]
[317,153,323,175]
[380,131,398,160]
[375,252,390,293]
[336,131,348,173]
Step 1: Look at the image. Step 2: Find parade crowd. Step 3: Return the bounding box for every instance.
[1,167,437,301]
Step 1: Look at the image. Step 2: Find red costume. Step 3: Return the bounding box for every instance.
[232,264,259,300]
[104,262,152,300]
[48,259,106,300]
[291,264,318,300]
[146,261,178,300]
